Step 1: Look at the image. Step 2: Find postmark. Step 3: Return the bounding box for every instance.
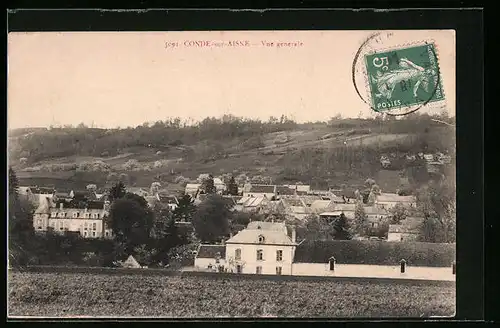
[352,32,446,116]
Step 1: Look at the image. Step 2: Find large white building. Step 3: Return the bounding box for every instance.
[193,221,456,281]
[195,221,297,275]
[33,196,113,239]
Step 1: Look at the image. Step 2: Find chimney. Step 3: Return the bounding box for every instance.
[291,226,296,243]
[59,202,64,210]
[229,232,233,238]
[221,238,225,245]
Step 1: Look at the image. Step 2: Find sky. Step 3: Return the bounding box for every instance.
[7,30,455,129]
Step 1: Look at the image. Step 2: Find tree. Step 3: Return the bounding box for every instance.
[109,181,126,201]
[107,193,154,254]
[390,202,408,224]
[367,184,381,205]
[333,213,352,240]
[192,194,231,243]
[353,202,369,236]
[226,176,239,196]
[201,174,216,194]
[173,194,196,223]
[303,215,335,240]
[415,180,456,243]
[8,167,36,267]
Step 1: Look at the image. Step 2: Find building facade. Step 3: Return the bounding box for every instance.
[33,197,113,239]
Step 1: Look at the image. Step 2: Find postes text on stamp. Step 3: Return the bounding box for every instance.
[364,43,444,114]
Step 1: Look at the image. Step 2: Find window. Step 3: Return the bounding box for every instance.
[92,231,96,237]
[276,266,282,275]
[258,235,265,243]
[92,223,97,231]
[256,266,262,274]
[400,236,404,241]
[84,231,88,237]
[235,248,241,260]
[105,232,109,237]
[37,219,42,225]
[256,249,263,261]
[96,213,100,219]
[73,212,78,218]
[236,265,242,273]
[276,250,283,262]
[51,212,57,218]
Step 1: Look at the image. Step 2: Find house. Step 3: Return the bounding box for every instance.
[224,221,297,275]
[185,183,201,197]
[388,217,424,242]
[286,206,312,221]
[158,194,179,211]
[33,197,113,239]
[284,184,311,193]
[319,211,345,222]
[242,184,276,199]
[194,245,227,272]
[375,193,417,210]
[275,185,296,199]
[363,206,390,228]
[144,195,160,208]
[192,223,455,280]
[423,154,434,162]
[127,187,149,197]
[327,203,357,219]
[309,200,336,213]
[234,196,270,213]
[213,177,226,194]
[120,255,146,269]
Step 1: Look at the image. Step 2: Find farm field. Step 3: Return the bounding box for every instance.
[8,271,455,318]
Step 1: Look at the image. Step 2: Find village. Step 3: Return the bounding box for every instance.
[19,152,455,282]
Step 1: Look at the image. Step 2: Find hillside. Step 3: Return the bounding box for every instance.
[8,114,455,192]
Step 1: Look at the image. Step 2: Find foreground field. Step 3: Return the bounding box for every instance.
[8,271,455,318]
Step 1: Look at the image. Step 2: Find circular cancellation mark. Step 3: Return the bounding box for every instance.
[351,32,445,116]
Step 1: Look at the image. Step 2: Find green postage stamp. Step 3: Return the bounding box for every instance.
[364,43,444,113]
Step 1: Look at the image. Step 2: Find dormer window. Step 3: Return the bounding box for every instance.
[258,235,265,243]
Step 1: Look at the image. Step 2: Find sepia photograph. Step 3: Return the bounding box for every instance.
[7,28,456,318]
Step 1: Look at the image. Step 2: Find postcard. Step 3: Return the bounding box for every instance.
[8,29,456,318]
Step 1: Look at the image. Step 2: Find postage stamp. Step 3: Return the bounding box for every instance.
[364,43,444,114]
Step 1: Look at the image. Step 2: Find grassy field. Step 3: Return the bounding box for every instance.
[8,271,455,318]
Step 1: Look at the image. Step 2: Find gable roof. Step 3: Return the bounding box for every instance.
[310,200,334,210]
[213,178,224,185]
[158,194,178,204]
[247,221,287,232]
[196,245,226,259]
[237,196,268,207]
[226,228,295,246]
[122,255,142,268]
[248,185,276,194]
[293,240,456,267]
[288,206,311,214]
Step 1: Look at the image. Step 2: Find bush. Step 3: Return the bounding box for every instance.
[293,240,455,267]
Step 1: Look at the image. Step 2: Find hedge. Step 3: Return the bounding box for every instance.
[293,240,456,267]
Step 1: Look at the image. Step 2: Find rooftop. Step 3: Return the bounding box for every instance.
[248,185,276,194]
